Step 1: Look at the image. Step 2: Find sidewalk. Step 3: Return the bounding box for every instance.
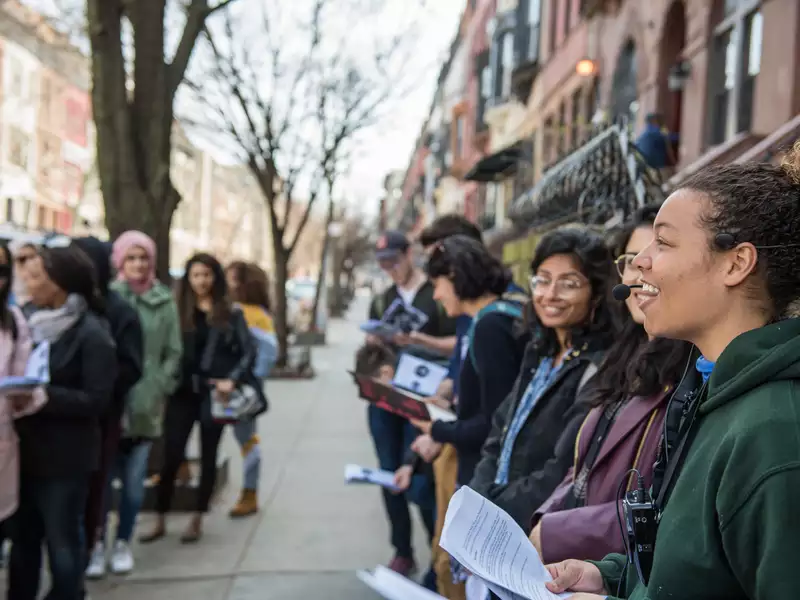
[82,295,431,600]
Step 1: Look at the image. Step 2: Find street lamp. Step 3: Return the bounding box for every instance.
[576,58,598,77]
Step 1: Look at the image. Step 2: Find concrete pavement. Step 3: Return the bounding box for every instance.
[83,294,431,600]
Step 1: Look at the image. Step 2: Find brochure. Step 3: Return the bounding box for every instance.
[0,341,50,393]
[392,354,449,397]
[350,371,457,423]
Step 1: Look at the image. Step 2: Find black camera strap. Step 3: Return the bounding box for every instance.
[655,381,706,512]
[563,401,623,509]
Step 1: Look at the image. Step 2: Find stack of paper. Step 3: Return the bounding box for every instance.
[357,565,446,600]
[440,486,568,600]
[344,464,401,493]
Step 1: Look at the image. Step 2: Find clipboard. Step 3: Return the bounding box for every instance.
[350,371,456,423]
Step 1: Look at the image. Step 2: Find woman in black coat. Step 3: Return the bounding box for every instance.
[9,243,118,600]
[141,253,255,544]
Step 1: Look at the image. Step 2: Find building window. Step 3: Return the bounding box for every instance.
[708,0,762,145]
[557,102,566,156]
[543,116,555,164]
[8,127,30,169]
[571,89,582,147]
[455,114,465,159]
[8,57,23,97]
[500,31,514,99]
[66,99,88,145]
[528,0,542,61]
[41,76,52,114]
[549,0,559,54]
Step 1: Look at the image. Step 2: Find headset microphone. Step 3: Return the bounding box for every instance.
[612,283,643,301]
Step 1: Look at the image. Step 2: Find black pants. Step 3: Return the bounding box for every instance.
[156,395,224,514]
[367,405,436,559]
[8,475,88,600]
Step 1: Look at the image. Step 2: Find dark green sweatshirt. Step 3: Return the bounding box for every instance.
[592,318,800,600]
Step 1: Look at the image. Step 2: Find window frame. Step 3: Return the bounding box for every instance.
[708,0,762,145]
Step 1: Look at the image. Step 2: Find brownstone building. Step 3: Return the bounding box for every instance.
[531,0,798,180]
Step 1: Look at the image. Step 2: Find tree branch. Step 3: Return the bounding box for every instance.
[167,0,239,99]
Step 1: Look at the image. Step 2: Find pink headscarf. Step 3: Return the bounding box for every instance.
[112,230,157,295]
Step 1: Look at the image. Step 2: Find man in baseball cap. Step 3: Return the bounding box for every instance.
[363,229,456,583]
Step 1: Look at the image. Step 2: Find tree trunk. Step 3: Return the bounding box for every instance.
[329,246,345,317]
[311,200,335,330]
[272,243,291,367]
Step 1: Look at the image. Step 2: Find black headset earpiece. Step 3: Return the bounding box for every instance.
[714,233,737,250]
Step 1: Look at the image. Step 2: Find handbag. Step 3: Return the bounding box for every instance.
[198,321,268,425]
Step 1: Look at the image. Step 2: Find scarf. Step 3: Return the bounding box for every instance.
[29,294,87,344]
[111,230,157,295]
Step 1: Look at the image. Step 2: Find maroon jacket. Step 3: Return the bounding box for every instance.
[531,388,669,563]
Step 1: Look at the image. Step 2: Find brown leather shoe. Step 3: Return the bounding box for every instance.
[229,489,258,519]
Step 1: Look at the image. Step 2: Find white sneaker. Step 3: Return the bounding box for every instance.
[85,542,106,579]
[109,540,134,575]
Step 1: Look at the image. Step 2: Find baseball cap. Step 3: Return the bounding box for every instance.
[375,230,410,261]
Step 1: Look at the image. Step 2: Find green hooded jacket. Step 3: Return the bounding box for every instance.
[593,317,800,600]
[111,280,183,438]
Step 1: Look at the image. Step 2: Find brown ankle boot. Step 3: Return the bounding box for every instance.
[229,489,258,518]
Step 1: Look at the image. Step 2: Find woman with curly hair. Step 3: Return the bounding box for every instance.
[225,261,277,518]
[469,225,615,531]
[545,146,800,600]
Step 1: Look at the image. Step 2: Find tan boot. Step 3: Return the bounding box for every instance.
[229,489,258,518]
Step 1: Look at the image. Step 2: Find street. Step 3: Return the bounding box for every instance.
[79,294,429,600]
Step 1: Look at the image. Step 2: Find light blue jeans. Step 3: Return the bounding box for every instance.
[102,440,152,542]
[232,419,261,491]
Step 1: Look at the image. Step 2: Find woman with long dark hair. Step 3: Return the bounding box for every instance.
[224,261,276,518]
[527,207,692,563]
[9,243,117,600]
[546,147,800,600]
[141,253,255,544]
[0,242,46,568]
[469,226,615,531]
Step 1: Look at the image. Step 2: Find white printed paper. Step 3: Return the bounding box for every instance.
[344,464,401,493]
[427,403,458,423]
[0,340,50,392]
[392,354,449,397]
[440,486,567,600]
[356,565,446,600]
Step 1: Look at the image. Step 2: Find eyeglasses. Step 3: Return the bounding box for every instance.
[614,253,637,277]
[529,275,587,296]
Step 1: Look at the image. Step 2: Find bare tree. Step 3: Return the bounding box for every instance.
[329,210,372,317]
[186,0,421,365]
[86,0,238,278]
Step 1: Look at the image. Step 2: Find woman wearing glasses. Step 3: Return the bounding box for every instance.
[527,207,692,563]
[469,226,614,531]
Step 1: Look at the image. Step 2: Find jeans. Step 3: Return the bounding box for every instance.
[8,476,88,600]
[101,439,153,542]
[156,394,224,514]
[367,404,436,559]
[232,418,260,491]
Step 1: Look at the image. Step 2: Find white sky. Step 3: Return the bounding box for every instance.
[334,0,464,215]
[22,0,465,218]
